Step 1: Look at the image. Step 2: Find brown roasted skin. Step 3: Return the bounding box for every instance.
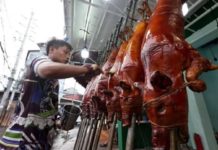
[141,0,218,149]
[109,41,129,75]
[81,77,96,118]
[119,21,148,126]
[102,48,119,74]
[91,48,119,117]
[82,75,107,118]
[105,40,129,122]
[81,48,119,120]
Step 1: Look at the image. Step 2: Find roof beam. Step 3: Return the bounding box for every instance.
[185,3,218,29]
[63,0,76,45]
[186,0,209,18]
[186,20,218,48]
[78,0,125,18]
[88,5,109,50]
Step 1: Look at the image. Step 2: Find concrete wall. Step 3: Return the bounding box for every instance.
[186,19,218,149]
[188,90,218,150]
[198,43,218,132]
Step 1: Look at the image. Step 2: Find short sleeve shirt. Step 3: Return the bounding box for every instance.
[0,56,59,149]
[18,56,59,128]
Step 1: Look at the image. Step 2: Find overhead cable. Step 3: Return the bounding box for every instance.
[0,41,11,71]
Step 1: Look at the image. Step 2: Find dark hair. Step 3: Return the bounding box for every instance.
[46,39,72,55]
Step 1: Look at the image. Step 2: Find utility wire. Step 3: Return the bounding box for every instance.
[0,0,7,53]
[0,12,34,114]
[0,0,12,71]
[0,42,11,71]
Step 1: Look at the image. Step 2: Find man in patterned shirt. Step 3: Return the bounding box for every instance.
[0,39,99,150]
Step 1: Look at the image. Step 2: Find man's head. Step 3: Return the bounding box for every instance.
[46,39,72,63]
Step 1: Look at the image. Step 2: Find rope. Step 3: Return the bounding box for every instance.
[149,120,187,128]
[143,81,193,128]
[143,81,194,107]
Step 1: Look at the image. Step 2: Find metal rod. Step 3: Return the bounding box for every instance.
[107,114,117,150]
[92,113,105,150]
[74,118,87,150]
[185,3,218,29]
[130,0,138,28]
[78,118,90,150]
[186,0,208,18]
[111,24,119,47]
[83,118,94,150]
[78,0,125,18]
[87,118,98,150]
[0,110,7,125]
[102,34,114,63]
[5,111,12,126]
[115,17,124,47]
[170,128,179,150]
[108,33,114,51]
[73,118,86,150]
[124,0,134,27]
[126,114,136,150]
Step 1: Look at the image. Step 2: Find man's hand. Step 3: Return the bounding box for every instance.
[84,64,102,77]
[91,64,99,71]
[84,64,101,73]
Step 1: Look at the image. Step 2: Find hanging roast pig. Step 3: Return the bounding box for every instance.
[141,0,218,149]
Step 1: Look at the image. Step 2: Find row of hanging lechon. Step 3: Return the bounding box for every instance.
[77,0,218,149]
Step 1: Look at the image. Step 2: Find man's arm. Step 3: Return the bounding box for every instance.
[36,61,96,79]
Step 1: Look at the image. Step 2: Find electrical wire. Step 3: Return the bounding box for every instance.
[0,42,11,71]
[0,0,7,53]
[0,0,11,71]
